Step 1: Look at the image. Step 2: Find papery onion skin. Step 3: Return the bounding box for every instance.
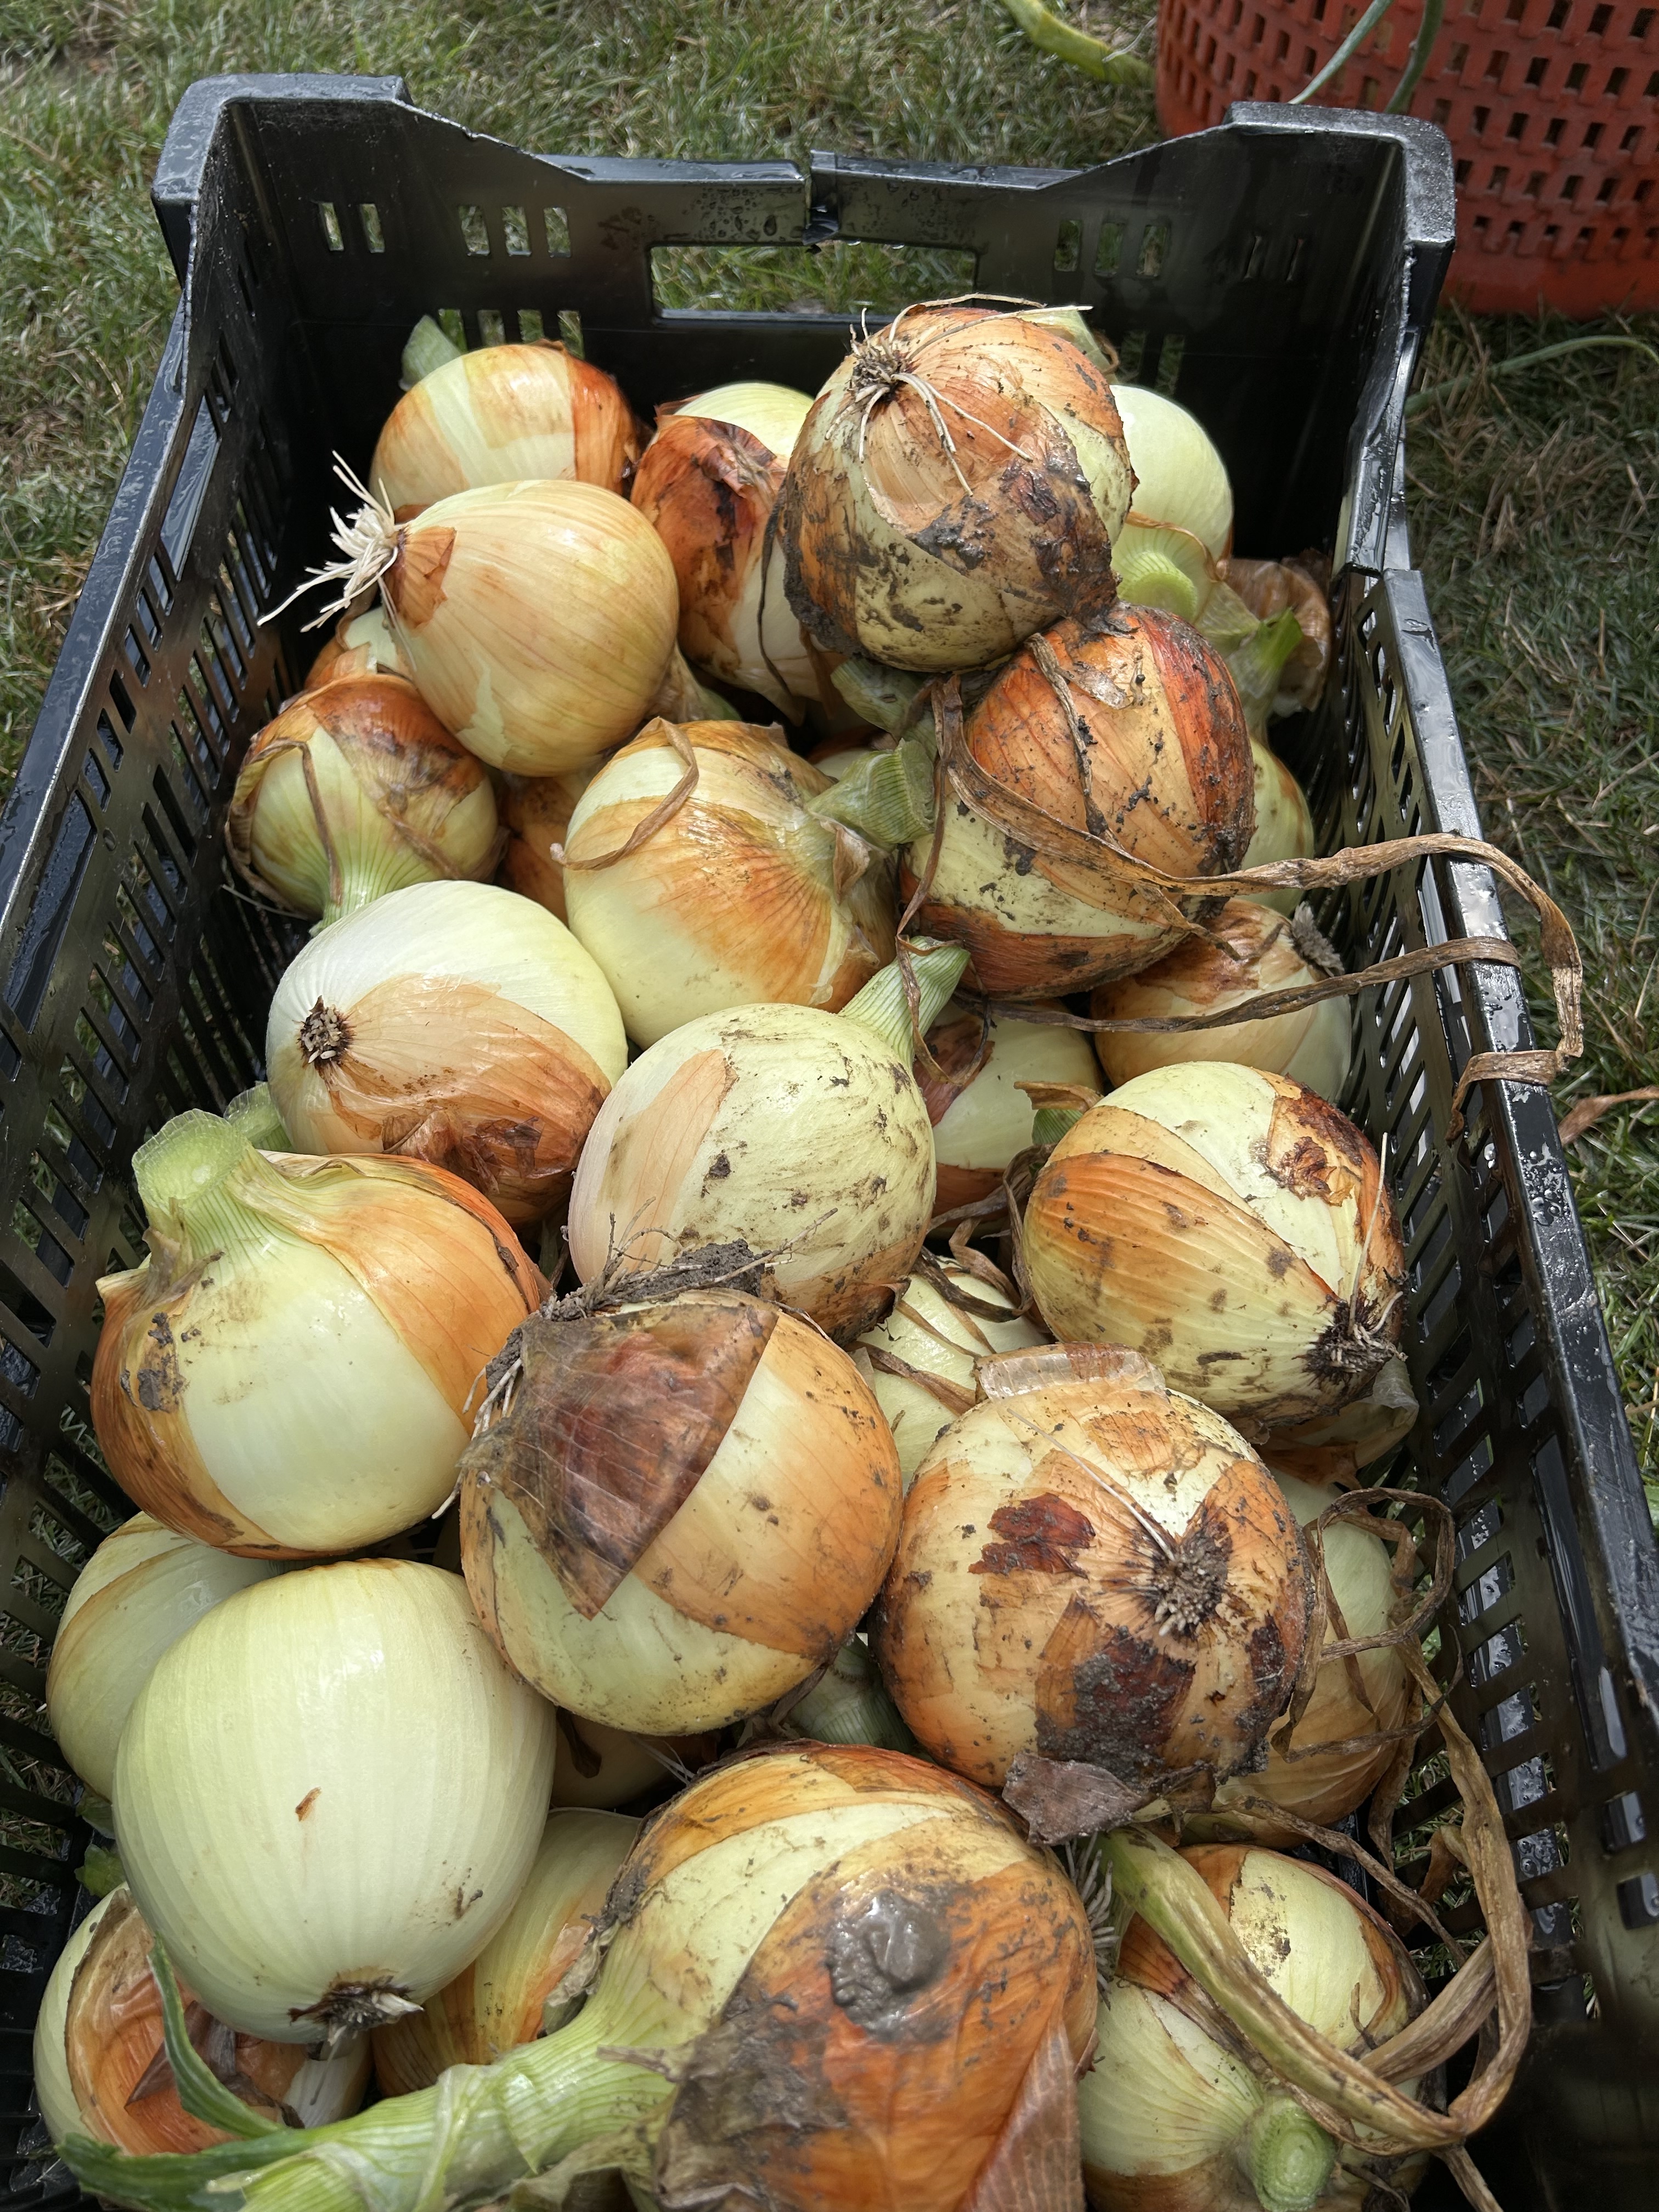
[1024,1065,1406,1429]
[904,605,1255,997]
[369,343,639,516]
[567,1000,935,1339]
[562,720,894,1047]
[460,1291,902,1733]
[268,878,627,1226]
[497,770,588,921]
[919,998,1101,1212]
[780,302,1134,672]
[372,1810,639,2095]
[1260,1357,1419,1487]
[303,607,415,690]
[50,1886,369,2151]
[1220,557,1334,721]
[1091,899,1351,1101]
[550,1716,712,1809]
[91,1120,540,1558]
[34,1891,118,2147]
[1081,1844,1420,2212]
[854,1263,1045,1486]
[1110,383,1234,557]
[380,481,679,777]
[46,1515,279,1798]
[114,1560,558,2045]
[1243,736,1316,915]
[873,1351,1311,1789]
[227,677,499,926]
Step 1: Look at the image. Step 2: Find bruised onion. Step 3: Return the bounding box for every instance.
[854,1261,1044,1485]
[371,1811,638,2094]
[1023,1065,1406,1430]
[303,606,414,689]
[919,998,1101,1212]
[70,1745,1098,2212]
[630,382,832,713]
[46,1516,278,1797]
[459,1289,902,1732]
[496,769,589,921]
[268,879,627,1226]
[369,343,639,515]
[1090,899,1351,1101]
[779,301,1134,670]
[562,719,894,1046]
[91,1110,539,1556]
[905,604,1255,996]
[227,677,498,926]
[37,1886,369,2152]
[873,1346,1312,1791]
[1243,736,1316,913]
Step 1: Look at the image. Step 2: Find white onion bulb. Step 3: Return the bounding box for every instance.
[918,1000,1101,1212]
[1243,735,1317,914]
[854,1264,1043,1485]
[1110,382,1233,557]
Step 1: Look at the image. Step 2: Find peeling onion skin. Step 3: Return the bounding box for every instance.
[268,879,628,1227]
[303,606,415,689]
[496,770,589,922]
[903,605,1255,998]
[567,1001,936,1339]
[1081,1845,1423,2212]
[779,303,1135,672]
[114,1561,558,2046]
[919,998,1102,1213]
[459,1293,903,1734]
[46,1515,278,1799]
[1023,1065,1407,1431]
[43,1886,370,2152]
[1242,735,1316,916]
[369,343,640,515]
[227,676,499,926]
[1090,900,1352,1101]
[873,1356,1312,1790]
[855,1265,1046,1486]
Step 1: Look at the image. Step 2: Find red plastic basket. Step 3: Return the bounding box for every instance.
[1157,0,1659,314]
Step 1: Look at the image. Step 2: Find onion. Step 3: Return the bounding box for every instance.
[919,998,1102,1212]
[1080,1843,1421,2211]
[37,1886,369,2151]
[227,677,499,926]
[114,1560,557,2049]
[71,1745,1099,2212]
[1261,1357,1419,1486]
[783,1634,917,1751]
[779,302,1134,671]
[91,1111,539,1556]
[1090,899,1352,1101]
[459,1288,902,1731]
[267,879,627,1226]
[1109,382,1233,570]
[371,1811,639,2094]
[1243,735,1316,913]
[1023,1065,1407,1431]
[630,382,832,714]
[1219,556,1335,720]
[873,1346,1311,1791]
[808,737,876,780]
[854,1261,1044,1485]
[566,952,951,1338]
[550,1717,710,1809]
[496,769,589,921]
[369,343,639,516]
[303,605,415,688]
[46,1516,278,1797]
[905,604,1255,996]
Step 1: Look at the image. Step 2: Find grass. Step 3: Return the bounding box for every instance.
[0,0,1654,1507]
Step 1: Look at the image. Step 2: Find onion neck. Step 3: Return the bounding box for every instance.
[1242,2094,1336,2212]
[132,1111,291,1269]
[808,736,935,849]
[842,941,969,1063]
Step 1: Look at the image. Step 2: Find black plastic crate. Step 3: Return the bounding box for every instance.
[0,73,1654,2212]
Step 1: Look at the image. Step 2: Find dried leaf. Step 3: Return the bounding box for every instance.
[1558,1086,1659,1146]
[1002,1752,1154,1844]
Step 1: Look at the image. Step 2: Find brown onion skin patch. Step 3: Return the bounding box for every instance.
[497,774,577,921]
[630,415,783,669]
[1140,609,1256,868]
[901,872,1177,999]
[383,527,455,630]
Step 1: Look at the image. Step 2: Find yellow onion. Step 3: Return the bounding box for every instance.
[1090,900,1351,1101]
[460,1289,902,1731]
[873,1346,1312,1791]
[1261,1358,1419,1486]
[550,1717,713,1810]
[372,1811,639,2094]
[346,481,679,776]
[1110,382,1233,558]
[1244,736,1317,913]
[1081,1844,1421,2212]
[854,1261,1044,1485]
[114,1560,557,2049]
[1024,1066,1407,1430]
[34,1887,369,2152]
[267,879,627,1226]
[46,1516,279,1797]
[905,604,1255,996]
[918,998,1101,1212]
[91,1111,539,1556]
[303,606,415,689]
[227,677,499,926]
[369,343,639,515]
[496,770,589,921]
[779,301,1134,671]
[630,381,833,714]
[561,719,895,1047]
[1220,556,1334,720]
[1206,1472,1411,1841]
